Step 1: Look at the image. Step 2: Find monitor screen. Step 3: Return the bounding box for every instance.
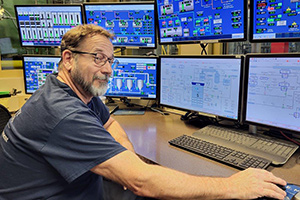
[15,5,83,47]
[83,2,156,48]
[244,54,300,133]
[159,55,243,120]
[250,0,300,42]
[22,55,60,94]
[105,56,158,99]
[156,0,247,44]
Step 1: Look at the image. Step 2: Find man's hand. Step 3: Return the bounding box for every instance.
[225,168,287,200]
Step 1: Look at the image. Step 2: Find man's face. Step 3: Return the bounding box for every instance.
[70,34,114,97]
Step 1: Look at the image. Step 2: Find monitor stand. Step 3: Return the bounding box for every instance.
[181,111,211,128]
[112,98,146,115]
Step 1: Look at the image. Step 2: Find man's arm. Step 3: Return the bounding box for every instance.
[91,150,287,200]
[103,117,135,152]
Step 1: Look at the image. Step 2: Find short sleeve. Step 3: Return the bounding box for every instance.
[41,109,126,183]
[88,97,110,125]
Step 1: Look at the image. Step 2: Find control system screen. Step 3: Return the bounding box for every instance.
[23,56,60,94]
[160,56,242,120]
[251,0,300,41]
[15,5,83,47]
[245,55,300,132]
[156,0,246,44]
[106,57,157,99]
[84,3,156,48]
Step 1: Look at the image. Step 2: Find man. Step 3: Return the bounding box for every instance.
[0,24,287,200]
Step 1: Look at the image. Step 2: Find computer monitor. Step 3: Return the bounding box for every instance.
[159,55,243,121]
[83,2,156,48]
[244,54,300,134]
[105,56,158,99]
[250,0,300,42]
[22,55,60,94]
[15,5,83,47]
[155,0,247,44]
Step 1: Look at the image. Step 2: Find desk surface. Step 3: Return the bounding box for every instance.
[113,111,300,185]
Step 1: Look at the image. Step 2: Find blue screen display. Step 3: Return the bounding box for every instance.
[106,57,157,99]
[84,3,156,48]
[156,0,246,44]
[252,0,300,41]
[15,5,83,47]
[23,56,60,94]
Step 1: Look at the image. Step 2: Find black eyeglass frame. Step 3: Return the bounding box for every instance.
[68,49,119,69]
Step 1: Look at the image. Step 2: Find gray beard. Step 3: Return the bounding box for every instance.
[71,65,109,97]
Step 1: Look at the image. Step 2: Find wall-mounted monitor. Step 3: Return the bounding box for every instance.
[155,0,247,44]
[250,0,300,42]
[105,56,158,99]
[244,53,300,134]
[15,5,83,47]
[22,55,60,94]
[83,2,156,48]
[159,55,243,121]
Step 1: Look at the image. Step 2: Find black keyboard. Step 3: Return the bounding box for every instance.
[169,135,271,170]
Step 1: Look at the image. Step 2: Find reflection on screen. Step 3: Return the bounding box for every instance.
[246,56,300,132]
[156,0,246,44]
[15,5,83,47]
[84,3,156,48]
[105,57,157,99]
[252,0,300,41]
[160,56,242,120]
[23,56,60,94]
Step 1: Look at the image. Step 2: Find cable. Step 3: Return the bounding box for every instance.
[161,45,167,55]
[114,47,126,54]
[144,51,157,56]
[200,43,208,55]
[146,100,151,108]
[150,107,165,115]
[4,9,17,29]
[280,131,300,146]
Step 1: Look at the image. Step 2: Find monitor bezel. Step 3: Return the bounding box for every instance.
[158,55,244,122]
[155,0,248,45]
[105,55,159,100]
[243,53,300,134]
[22,55,61,94]
[249,1,300,43]
[83,2,157,49]
[14,4,83,48]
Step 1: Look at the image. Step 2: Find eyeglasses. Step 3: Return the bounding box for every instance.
[69,50,119,69]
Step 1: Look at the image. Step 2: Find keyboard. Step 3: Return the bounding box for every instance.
[169,135,271,170]
[192,125,299,165]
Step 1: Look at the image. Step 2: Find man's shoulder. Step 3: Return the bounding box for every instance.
[24,76,87,121]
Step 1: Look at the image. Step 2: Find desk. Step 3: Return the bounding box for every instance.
[113,111,300,184]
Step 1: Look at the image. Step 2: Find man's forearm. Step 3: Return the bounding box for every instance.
[105,117,135,152]
[92,151,286,200]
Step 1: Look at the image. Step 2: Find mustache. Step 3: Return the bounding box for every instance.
[93,75,110,82]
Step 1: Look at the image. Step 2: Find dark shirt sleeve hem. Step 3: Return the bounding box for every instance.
[65,147,127,183]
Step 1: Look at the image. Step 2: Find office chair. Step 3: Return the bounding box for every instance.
[0,104,11,133]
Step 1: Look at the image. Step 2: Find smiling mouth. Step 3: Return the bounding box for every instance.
[93,75,109,83]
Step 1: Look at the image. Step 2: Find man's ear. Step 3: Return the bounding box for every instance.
[61,50,74,71]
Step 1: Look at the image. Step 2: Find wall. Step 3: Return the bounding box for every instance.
[0,56,31,112]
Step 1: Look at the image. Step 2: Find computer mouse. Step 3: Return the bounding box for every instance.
[254,184,286,200]
[292,191,300,200]
[287,183,300,200]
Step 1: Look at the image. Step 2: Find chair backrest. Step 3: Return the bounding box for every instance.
[0,104,11,133]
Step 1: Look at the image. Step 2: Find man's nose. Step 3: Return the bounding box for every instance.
[100,62,113,75]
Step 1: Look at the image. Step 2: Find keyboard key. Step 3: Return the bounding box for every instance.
[169,135,271,170]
